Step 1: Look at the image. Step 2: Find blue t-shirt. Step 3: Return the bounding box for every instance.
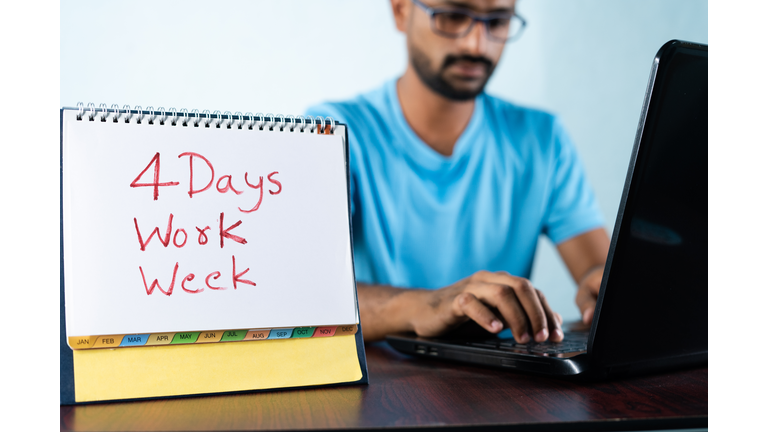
[307,79,603,289]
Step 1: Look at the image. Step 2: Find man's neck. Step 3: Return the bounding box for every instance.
[396,66,476,157]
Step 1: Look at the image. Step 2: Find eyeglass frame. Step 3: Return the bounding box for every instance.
[410,0,527,43]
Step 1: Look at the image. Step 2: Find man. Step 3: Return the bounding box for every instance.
[307,0,610,343]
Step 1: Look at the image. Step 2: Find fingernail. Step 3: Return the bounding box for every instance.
[554,328,563,340]
[491,320,502,332]
[518,332,530,343]
[535,329,549,342]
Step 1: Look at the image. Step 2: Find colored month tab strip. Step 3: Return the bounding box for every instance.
[66,325,358,350]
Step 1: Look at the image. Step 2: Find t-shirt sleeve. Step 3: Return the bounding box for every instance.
[306,103,357,217]
[542,119,604,244]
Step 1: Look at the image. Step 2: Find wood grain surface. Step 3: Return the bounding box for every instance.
[61,342,707,431]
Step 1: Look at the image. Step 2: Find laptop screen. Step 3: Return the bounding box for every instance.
[590,41,708,366]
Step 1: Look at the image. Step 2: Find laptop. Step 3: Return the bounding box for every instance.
[386,40,708,378]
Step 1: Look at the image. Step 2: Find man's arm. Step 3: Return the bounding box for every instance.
[356,271,564,343]
[555,228,611,325]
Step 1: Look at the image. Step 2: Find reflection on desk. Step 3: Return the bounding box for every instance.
[61,342,707,431]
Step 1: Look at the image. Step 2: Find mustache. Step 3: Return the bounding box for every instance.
[441,55,493,70]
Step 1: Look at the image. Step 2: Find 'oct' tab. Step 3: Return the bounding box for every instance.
[291,327,315,338]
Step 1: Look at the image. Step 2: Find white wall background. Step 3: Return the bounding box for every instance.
[61,0,708,322]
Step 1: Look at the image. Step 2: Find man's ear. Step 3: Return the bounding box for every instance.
[391,0,411,33]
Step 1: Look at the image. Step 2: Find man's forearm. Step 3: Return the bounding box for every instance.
[356,282,429,342]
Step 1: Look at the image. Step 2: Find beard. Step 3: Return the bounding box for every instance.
[409,44,496,101]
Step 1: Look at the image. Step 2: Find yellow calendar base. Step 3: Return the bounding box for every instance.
[73,334,362,403]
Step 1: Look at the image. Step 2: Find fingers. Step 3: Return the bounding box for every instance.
[576,267,603,325]
[537,290,564,342]
[482,282,531,343]
[575,283,597,325]
[452,292,503,334]
[469,272,556,343]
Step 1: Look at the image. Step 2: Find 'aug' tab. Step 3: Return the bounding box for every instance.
[245,329,271,340]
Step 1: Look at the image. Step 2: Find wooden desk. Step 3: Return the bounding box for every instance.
[60,342,707,431]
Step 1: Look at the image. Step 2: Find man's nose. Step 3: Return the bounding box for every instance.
[459,20,488,55]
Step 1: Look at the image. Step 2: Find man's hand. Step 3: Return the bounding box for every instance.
[357,271,564,342]
[556,228,610,326]
[575,265,603,325]
[413,271,564,343]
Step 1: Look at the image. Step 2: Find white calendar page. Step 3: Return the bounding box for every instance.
[62,109,357,337]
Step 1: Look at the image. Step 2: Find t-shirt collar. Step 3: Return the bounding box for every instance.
[386,78,484,171]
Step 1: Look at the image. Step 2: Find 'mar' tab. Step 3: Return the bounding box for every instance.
[119,334,150,347]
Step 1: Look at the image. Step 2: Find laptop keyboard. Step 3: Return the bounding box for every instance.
[464,331,588,355]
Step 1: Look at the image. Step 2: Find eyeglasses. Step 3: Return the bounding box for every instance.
[411,0,527,43]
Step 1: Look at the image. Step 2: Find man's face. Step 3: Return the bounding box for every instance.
[404,0,517,101]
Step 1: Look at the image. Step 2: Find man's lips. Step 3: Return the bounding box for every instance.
[447,60,489,79]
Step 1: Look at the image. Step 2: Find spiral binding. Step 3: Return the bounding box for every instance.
[75,102,336,134]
